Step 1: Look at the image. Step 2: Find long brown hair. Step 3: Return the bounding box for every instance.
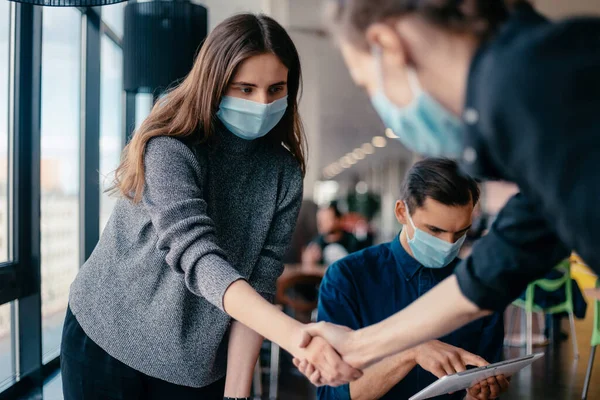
[327,0,527,50]
[115,14,306,202]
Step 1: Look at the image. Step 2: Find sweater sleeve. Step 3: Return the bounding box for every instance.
[248,158,303,301]
[142,136,243,311]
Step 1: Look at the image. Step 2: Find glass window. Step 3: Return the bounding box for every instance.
[0,0,10,264]
[0,302,14,389]
[100,35,123,233]
[40,8,81,363]
[102,3,125,39]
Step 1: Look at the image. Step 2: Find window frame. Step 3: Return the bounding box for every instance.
[0,4,127,397]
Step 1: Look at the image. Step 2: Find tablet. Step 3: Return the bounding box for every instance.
[409,353,544,400]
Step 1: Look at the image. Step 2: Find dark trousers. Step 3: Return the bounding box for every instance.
[61,306,225,400]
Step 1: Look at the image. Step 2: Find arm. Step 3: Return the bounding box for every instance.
[143,138,360,383]
[349,351,416,400]
[303,195,568,369]
[226,159,303,396]
[224,322,263,397]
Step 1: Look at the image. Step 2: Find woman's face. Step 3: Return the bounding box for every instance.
[225,53,289,104]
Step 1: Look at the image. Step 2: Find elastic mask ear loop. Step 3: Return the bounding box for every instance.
[403,201,417,240]
[405,67,422,98]
[372,45,385,91]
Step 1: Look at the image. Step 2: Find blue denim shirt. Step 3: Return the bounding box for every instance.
[317,235,504,400]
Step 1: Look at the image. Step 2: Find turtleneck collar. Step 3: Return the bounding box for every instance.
[213,121,262,155]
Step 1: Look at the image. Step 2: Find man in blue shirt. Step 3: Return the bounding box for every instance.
[316,159,507,400]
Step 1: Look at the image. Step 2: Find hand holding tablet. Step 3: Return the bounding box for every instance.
[409,353,544,400]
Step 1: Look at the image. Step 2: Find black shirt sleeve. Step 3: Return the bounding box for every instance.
[456,14,600,310]
[455,194,569,310]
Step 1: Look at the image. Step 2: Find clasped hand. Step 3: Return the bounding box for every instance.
[294,322,509,399]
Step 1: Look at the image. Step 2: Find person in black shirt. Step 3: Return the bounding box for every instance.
[303,204,361,266]
[294,0,600,379]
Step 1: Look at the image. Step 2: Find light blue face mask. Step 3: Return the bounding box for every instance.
[370,47,465,158]
[404,201,466,269]
[217,95,288,141]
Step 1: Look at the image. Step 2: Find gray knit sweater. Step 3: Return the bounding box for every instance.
[69,129,303,387]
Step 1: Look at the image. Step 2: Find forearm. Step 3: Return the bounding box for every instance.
[350,276,489,367]
[349,350,417,400]
[223,280,305,358]
[225,321,264,397]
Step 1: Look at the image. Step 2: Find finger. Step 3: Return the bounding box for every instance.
[324,346,363,381]
[309,369,321,386]
[496,375,510,392]
[448,352,467,373]
[430,365,448,379]
[441,360,457,376]
[469,383,481,395]
[298,328,314,349]
[484,377,500,399]
[306,363,316,378]
[463,353,489,368]
[293,358,300,368]
[479,379,491,399]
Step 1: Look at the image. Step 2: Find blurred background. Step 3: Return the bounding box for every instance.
[0,0,599,399]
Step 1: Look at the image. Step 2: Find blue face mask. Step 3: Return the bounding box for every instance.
[404,201,466,269]
[370,47,465,158]
[217,95,288,141]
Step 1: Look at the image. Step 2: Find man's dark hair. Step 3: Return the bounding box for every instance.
[402,158,480,213]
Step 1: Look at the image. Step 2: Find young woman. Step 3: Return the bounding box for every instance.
[299,0,600,387]
[61,14,360,400]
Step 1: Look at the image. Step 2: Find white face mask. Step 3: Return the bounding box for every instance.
[217,95,288,140]
[404,201,466,268]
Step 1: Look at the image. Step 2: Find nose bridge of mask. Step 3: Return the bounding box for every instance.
[404,201,455,249]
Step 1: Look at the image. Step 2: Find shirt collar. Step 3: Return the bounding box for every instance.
[391,232,423,281]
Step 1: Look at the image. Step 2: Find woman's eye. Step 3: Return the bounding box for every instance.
[269,86,283,93]
[240,87,252,94]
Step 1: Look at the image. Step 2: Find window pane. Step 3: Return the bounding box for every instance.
[100,36,123,233]
[102,3,125,39]
[0,302,14,389]
[40,8,81,362]
[0,1,10,263]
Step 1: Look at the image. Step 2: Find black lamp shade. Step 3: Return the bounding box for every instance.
[123,1,208,94]
[9,0,126,6]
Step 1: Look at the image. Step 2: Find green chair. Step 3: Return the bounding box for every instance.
[581,279,600,400]
[508,260,578,358]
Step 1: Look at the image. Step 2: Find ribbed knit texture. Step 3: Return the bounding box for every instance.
[69,129,303,387]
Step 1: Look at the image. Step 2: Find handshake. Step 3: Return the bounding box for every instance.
[291,321,509,400]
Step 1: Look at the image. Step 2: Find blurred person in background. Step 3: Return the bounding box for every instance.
[61,14,360,400]
[296,0,600,372]
[303,202,361,266]
[309,159,507,400]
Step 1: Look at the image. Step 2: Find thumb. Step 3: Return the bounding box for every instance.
[299,322,329,348]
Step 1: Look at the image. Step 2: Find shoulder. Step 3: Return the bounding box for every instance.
[480,16,600,107]
[144,136,198,165]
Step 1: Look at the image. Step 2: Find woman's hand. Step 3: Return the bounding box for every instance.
[293,335,362,386]
[299,321,368,368]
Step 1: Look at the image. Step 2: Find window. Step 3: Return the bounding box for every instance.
[40,8,81,362]
[102,3,125,39]
[0,302,13,390]
[0,0,10,264]
[99,35,124,233]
